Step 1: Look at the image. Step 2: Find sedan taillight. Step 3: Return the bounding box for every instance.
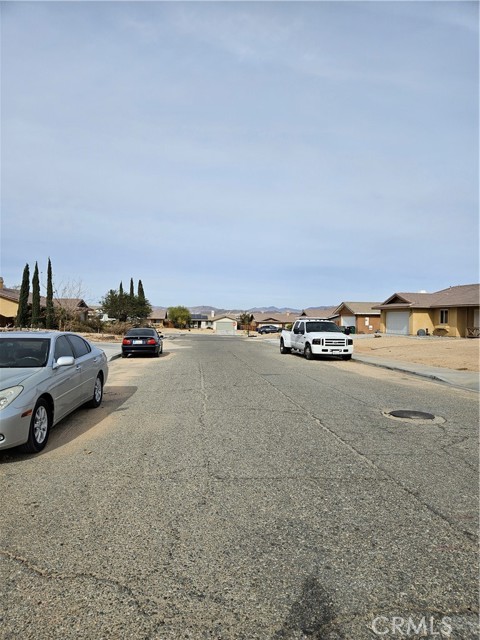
[147,339,156,345]
[122,338,132,345]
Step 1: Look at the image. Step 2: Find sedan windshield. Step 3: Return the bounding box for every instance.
[0,338,50,368]
[306,322,340,333]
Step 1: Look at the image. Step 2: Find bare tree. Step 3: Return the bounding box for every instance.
[53,279,90,331]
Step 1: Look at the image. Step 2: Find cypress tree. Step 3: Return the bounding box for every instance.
[136,280,151,321]
[138,279,145,301]
[118,282,127,322]
[31,262,41,327]
[16,264,30,327]
[45,258,55,329]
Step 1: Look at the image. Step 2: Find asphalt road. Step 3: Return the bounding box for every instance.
[1,335,478,639]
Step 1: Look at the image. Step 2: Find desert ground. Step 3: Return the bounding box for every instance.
[352,334,480,372]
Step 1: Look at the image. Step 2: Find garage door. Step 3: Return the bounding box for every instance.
[340,315,355,327]
[386,311,409,335]
[215,319,236,335]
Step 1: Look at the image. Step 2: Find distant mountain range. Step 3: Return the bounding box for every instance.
[188,306,302,316]
[151,305,334,316]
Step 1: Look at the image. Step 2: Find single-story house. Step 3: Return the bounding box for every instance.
[252,312,298,331]
[375,284,480,337]
[54,298,90,323]
[0,282,36,326]
[148,307,168,327]
[189,313,214,329]
[0,278,90,327]
[332,302,382,334]
[213,315,238,334]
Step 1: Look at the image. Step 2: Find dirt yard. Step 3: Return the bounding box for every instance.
[353,335,480,372]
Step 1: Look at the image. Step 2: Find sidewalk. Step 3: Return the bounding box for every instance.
[96,342,122,361]
[353,354,479,392]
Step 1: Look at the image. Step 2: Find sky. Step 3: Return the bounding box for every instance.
[1,1,478,310]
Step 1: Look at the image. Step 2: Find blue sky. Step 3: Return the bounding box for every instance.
[1,1,478,309]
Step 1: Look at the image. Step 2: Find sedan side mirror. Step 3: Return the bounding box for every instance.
[54,356,75,369]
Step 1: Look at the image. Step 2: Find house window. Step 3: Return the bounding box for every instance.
[439,309,449,324]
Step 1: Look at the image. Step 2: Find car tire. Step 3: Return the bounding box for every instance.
[87,374,103,408]
[342,354,352,360]
[159,343,163,355]
[20,398,51,454]
[304,343,314,360]
[280,338,291,354]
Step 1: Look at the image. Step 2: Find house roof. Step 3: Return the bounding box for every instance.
[213,314,237,321]
[301,307,339,319]
[376,284,480,310]
[253,311,297,324]
[0,286,47,307]
[148,307,167,320]
[334,302,382,316]
[0,288,92,311]
[54,298,90,310]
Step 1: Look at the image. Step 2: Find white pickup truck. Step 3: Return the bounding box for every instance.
[280,318,354,360]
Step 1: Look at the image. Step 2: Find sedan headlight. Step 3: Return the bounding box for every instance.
[0,386,24,410]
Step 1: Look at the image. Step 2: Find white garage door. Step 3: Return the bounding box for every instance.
[386,311,409,335]
[340,315,355,327]
[215,319,236,335]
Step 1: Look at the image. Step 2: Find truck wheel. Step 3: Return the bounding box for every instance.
[304,343,314,360]
[280,338,291,354]
[342,354,352,360]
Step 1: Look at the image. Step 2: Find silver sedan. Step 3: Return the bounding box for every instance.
[0,331,108,453]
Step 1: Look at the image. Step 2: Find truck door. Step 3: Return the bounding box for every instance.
[297,321,306,351]
[292,321,305,350]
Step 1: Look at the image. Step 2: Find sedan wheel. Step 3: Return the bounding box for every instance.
[20,398,51,454]
[87,374,103,408]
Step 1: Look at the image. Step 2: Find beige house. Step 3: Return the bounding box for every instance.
[0,278,90,327]
[0,282,29,326]
[332,302,381,334]
[375,284,480,337]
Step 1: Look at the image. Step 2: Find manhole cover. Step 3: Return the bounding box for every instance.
[389,410,435,420]
[383,410,446,425]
